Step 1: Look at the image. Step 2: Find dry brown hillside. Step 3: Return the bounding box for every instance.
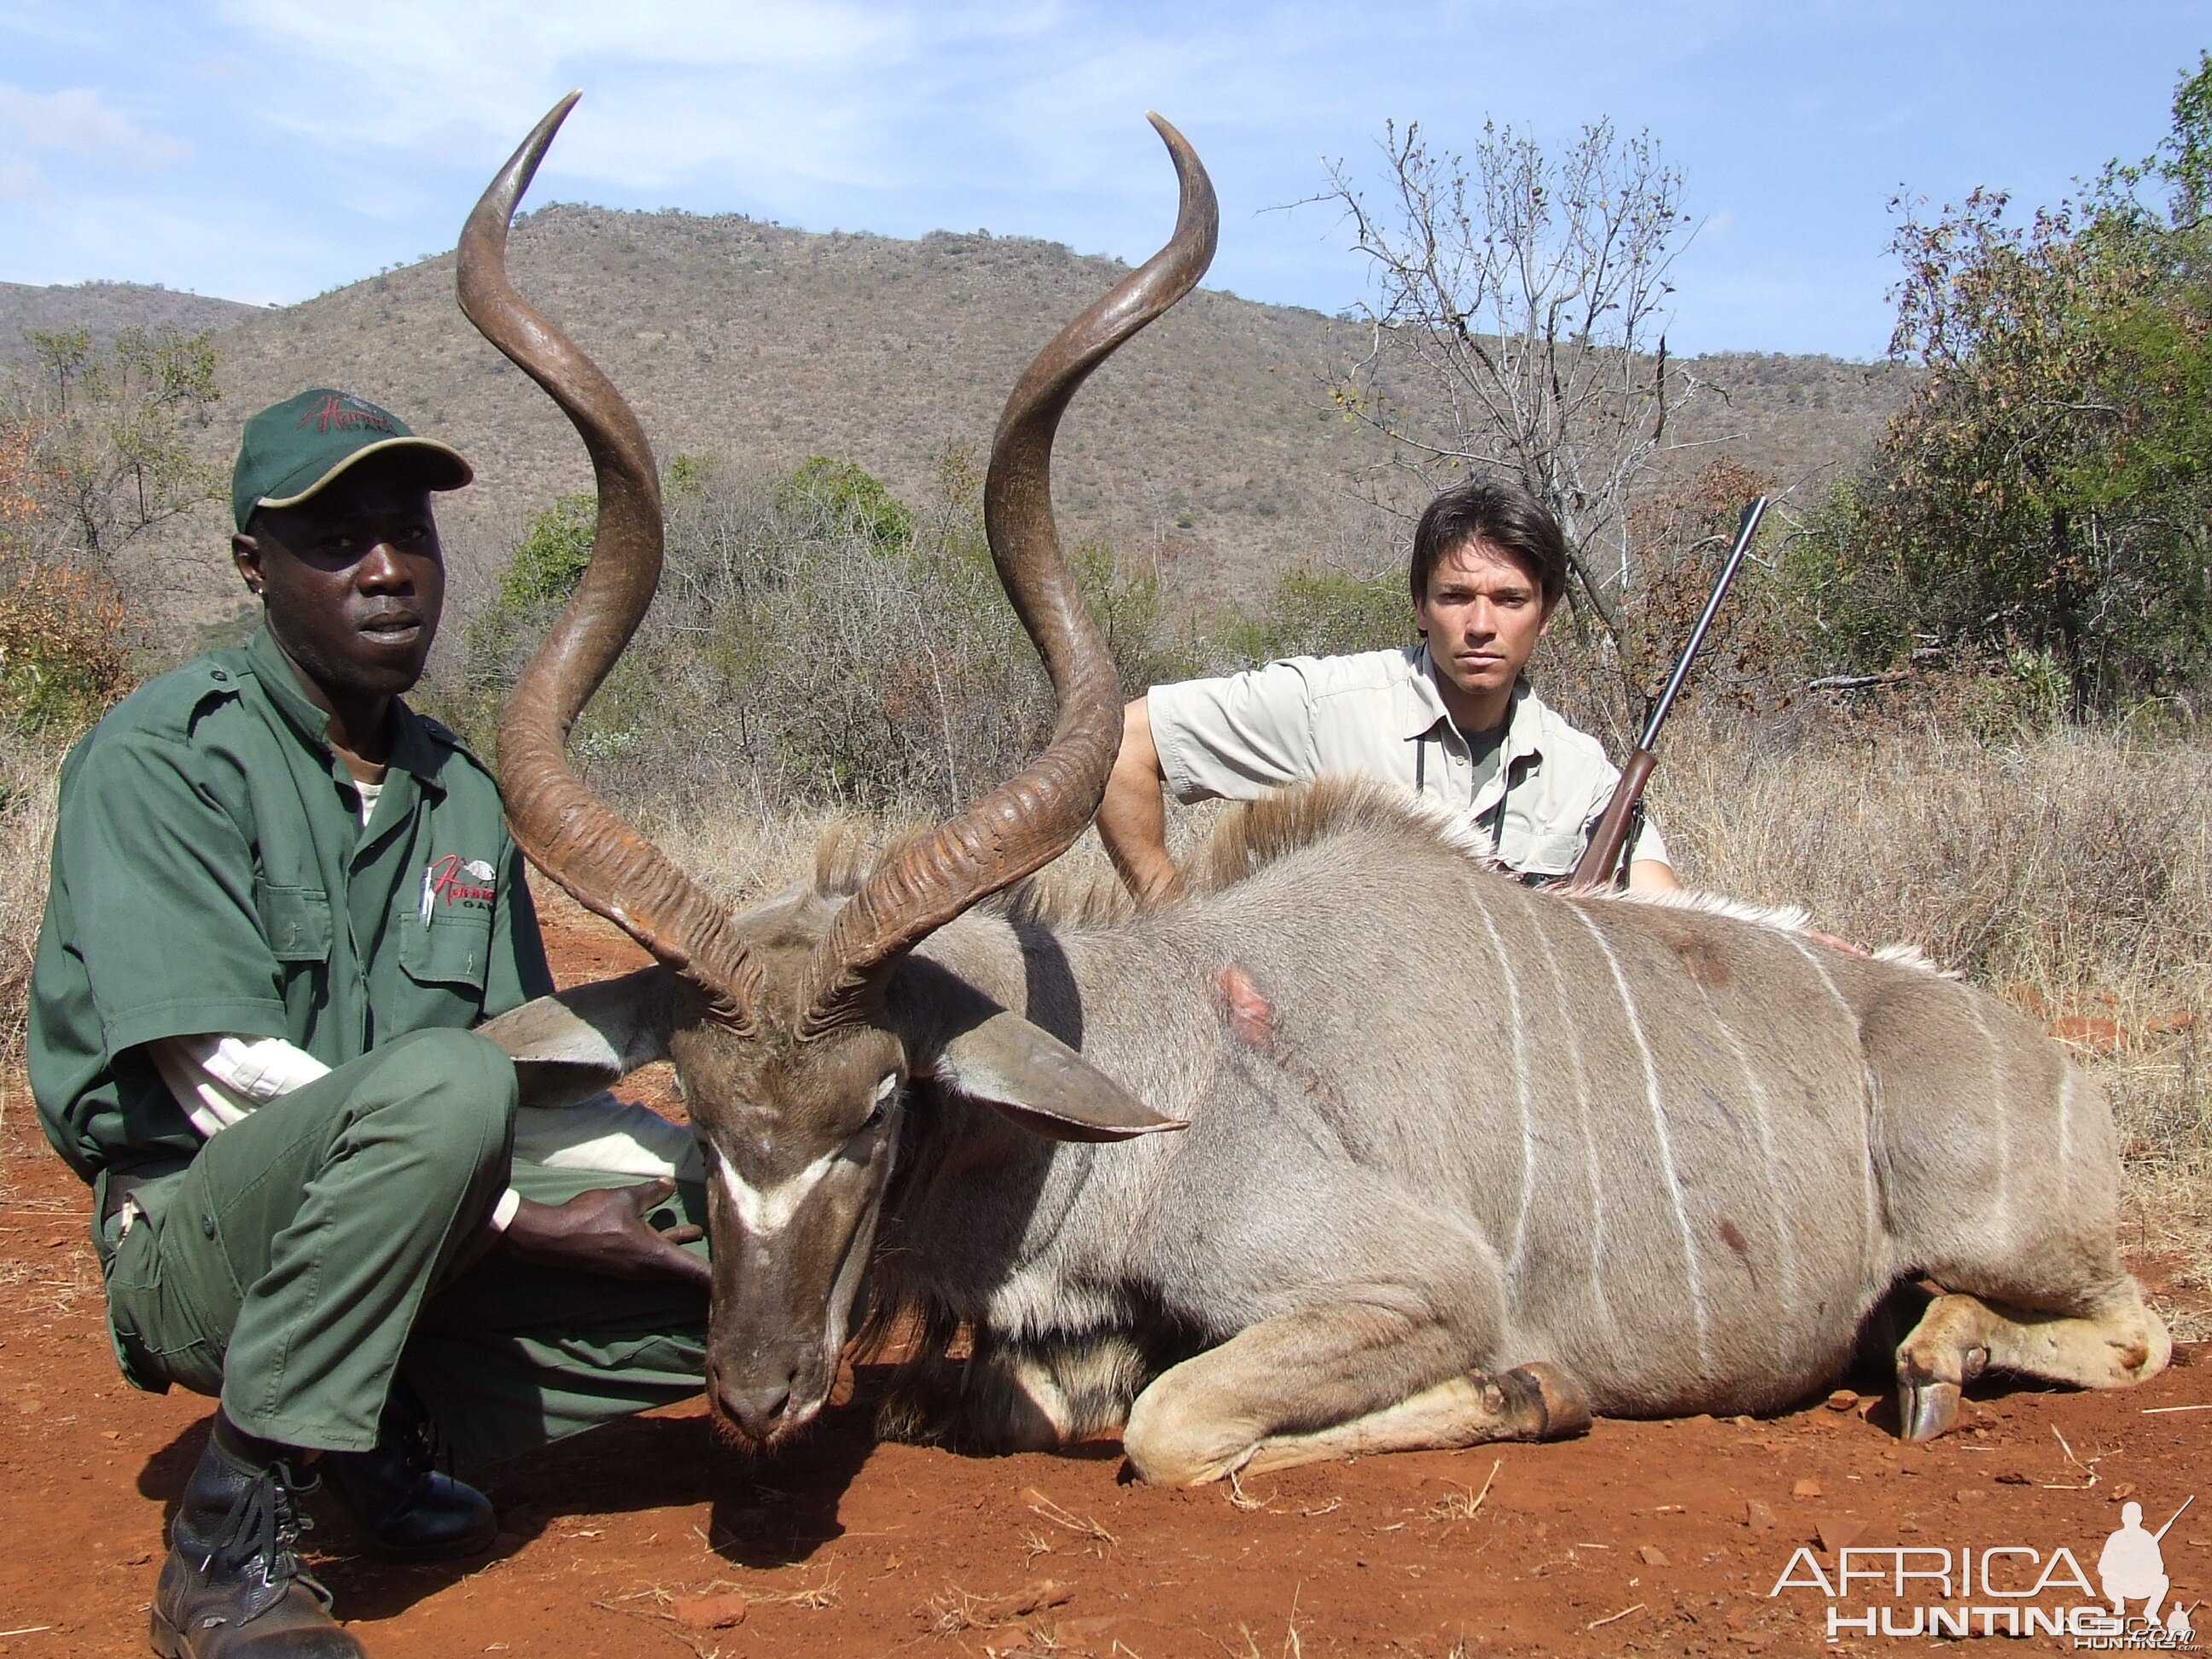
[0,280,262,368]
[91,205,1905,614]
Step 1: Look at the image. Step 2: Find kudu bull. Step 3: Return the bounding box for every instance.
[464,98,2168,1485]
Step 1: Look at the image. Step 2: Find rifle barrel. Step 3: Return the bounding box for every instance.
[2155,1494,2194,1541]
[1637,496,1768,751]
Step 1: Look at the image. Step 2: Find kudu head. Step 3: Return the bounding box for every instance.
[461,95,1214,1444]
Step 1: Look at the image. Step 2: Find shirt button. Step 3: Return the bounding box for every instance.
[201,1212,217,1238]
[209,670,228,683]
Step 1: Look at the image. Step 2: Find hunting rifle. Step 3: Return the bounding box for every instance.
[1569,496,1769,890]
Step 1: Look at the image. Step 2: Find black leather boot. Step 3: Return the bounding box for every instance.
[322,1386,494,1563]
[151,1416,365,1658]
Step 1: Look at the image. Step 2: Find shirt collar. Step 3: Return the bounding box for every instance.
[1403,644,1547,763]
[242,624,445,789]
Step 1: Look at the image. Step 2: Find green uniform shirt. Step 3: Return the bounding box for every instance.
[30,626,553,1181]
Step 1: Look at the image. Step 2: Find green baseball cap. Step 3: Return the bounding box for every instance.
[230,388,473,531]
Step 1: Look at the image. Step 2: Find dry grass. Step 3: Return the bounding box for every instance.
[1653,723,2212,987]
[1424,1459,1503,1522]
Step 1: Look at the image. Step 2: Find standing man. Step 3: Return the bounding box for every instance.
[1099,477,1681,901]
[32,390,713,1659]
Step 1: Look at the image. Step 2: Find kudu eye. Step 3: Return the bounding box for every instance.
[862,1072,900,1131]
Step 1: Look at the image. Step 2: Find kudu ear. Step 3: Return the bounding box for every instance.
[476,965,675,1109]
[935,1009,1185,1143]
[890,958,1185,1143]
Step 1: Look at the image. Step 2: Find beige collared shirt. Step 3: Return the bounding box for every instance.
[1146,644,1668,880]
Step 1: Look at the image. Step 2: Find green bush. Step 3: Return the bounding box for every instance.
[780,455,913,552]
[1218,567,1411,667]
[1802,55,2212,711]
[458,451,1193,816]
[499,491,595,608]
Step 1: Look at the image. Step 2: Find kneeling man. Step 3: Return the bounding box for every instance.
[1100,477,1680,899]
[33,391,713,1657]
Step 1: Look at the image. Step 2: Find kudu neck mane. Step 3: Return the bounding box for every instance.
[806,777,1493,931]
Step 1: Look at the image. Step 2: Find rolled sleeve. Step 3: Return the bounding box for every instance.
[56,734,289,1057]
[1147,661,1320,805]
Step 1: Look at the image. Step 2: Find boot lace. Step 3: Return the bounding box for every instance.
[203,1459,331,1606]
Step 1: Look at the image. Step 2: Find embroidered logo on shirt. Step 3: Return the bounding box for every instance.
[419,854,497,922]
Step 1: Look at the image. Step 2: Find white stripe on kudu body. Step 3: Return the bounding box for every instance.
[1472,899,1536,1280]
[1784,934,1885,1262]
[1692,988,1803,1319]
[1572,907,1710,1363]
[1528,908,1613,1330]
[1961,988,2013,1216]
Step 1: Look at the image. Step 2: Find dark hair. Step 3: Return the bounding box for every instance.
[1408,477,1569,612]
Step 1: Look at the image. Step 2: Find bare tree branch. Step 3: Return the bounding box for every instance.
[1313,118,1699,644]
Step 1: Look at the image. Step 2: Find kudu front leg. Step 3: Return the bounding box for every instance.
[1120,1306,1589,1486]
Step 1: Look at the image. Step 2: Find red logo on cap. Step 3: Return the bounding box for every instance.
[297,394,395,435]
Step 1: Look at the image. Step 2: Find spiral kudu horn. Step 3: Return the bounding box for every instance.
[801,114,1218,1032]
[458,93,763,1027]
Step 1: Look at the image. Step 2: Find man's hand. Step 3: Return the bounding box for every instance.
[498,1179,710,1289]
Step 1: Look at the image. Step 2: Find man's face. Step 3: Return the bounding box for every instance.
[232,456,445,708]
[1414,538,1555,708]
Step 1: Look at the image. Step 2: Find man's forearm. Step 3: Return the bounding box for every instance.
[1097,696,1185,905]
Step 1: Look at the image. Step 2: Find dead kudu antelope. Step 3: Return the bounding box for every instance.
[464,99,2169,1486]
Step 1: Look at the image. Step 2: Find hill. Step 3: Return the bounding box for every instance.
[0,281,263,369]
[40,207,1909,614]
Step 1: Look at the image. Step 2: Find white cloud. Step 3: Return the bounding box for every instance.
[206,0,1033,181]
[0,81,189,167]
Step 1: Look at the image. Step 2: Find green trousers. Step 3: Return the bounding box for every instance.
[95,1027,710,1464]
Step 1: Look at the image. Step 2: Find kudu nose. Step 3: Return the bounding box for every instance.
[706,1358,799,1442]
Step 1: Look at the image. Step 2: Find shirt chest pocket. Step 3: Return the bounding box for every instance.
[253,882,333,964]
[398,908,493,992]
[1494,820,1586,879]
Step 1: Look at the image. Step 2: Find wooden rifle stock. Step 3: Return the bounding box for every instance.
[1566,496,1769,892]
[1569,748,1655,889]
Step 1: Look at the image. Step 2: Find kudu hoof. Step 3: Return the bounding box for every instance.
[1900,1378,1962,1441]
[1499,1363,1592,1441]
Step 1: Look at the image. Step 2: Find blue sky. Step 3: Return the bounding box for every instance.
[3,1,2208,357]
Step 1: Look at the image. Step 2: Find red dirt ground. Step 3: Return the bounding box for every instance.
[2,899,2206,1657]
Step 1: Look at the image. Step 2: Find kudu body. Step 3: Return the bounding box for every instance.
[462,101,2167,1486]
[854,783,2171,1480]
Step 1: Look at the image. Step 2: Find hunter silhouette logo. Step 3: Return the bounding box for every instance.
[295,392,395,435]
[1764,1492,2198,1646]
[2101,1499,2195,1639]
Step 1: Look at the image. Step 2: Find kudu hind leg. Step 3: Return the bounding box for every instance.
[1895,1287,2171,1441]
